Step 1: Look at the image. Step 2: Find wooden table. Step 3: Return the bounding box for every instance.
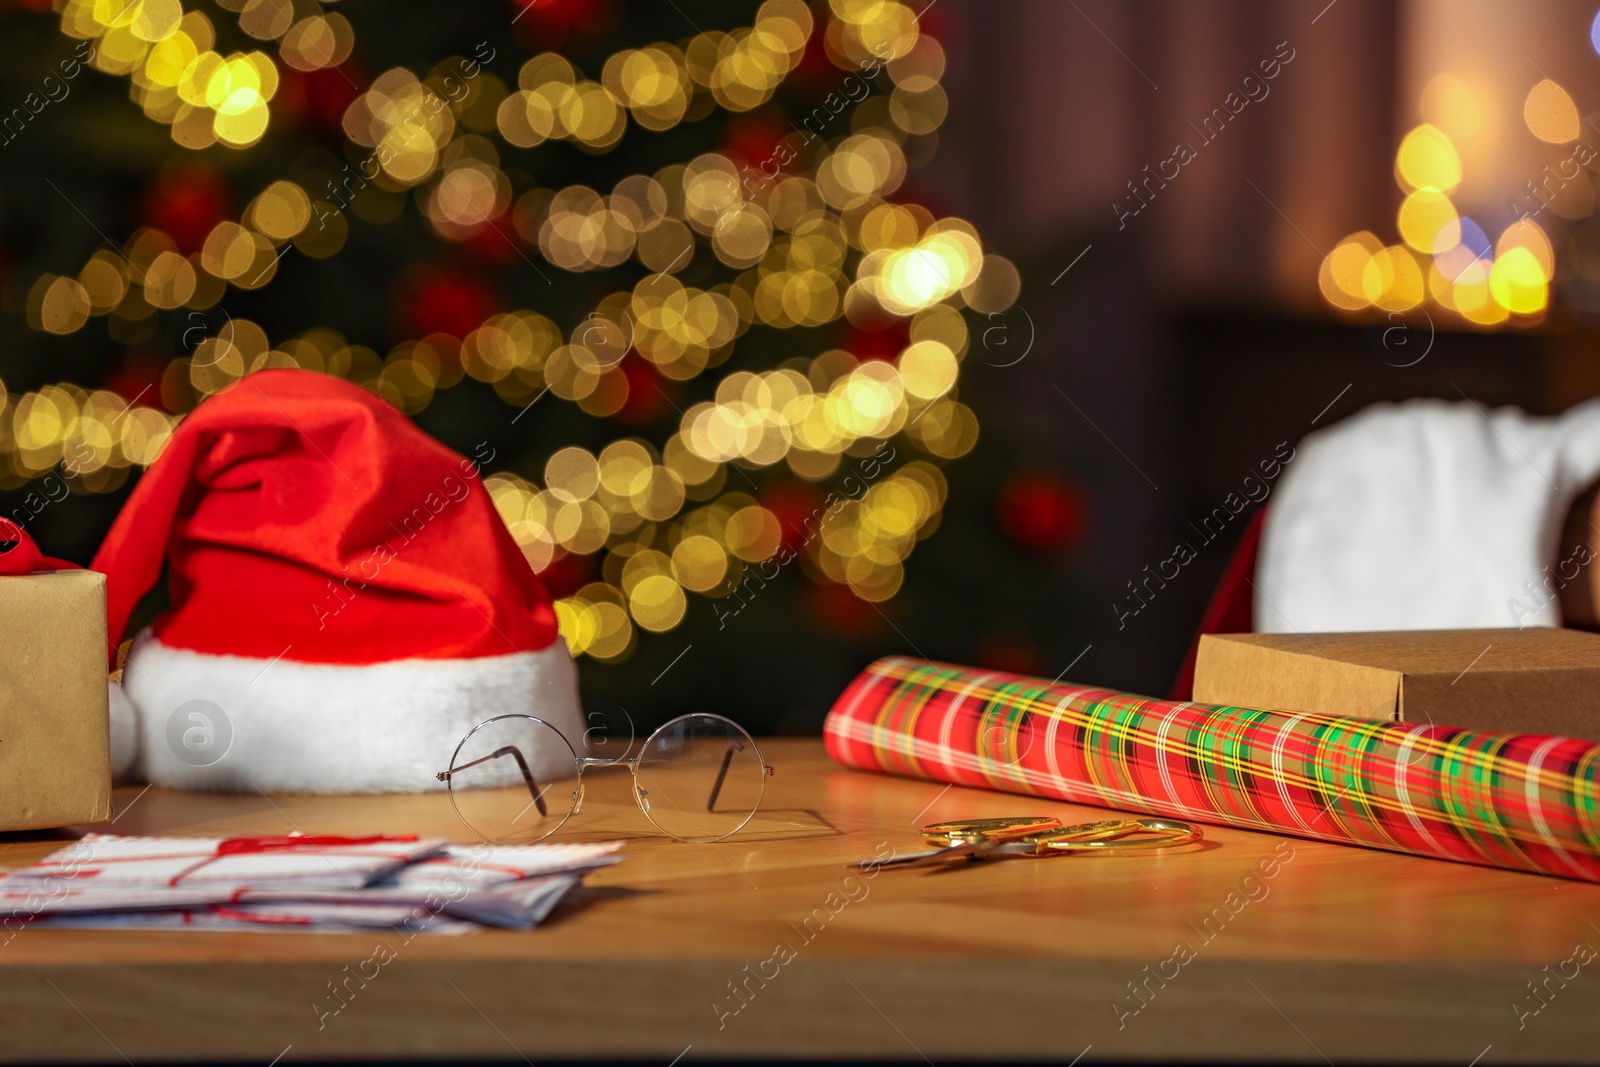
[2,738,1598,1063]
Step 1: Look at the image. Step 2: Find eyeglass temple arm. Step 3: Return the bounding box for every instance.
[435,746,548,818]
[707,741,745,812]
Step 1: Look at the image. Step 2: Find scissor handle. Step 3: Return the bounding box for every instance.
[919,816,1062,846]
[1020,818,1202,854]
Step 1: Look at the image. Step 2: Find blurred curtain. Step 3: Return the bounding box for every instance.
[932,0,1600,311]
[935,0,1400,309]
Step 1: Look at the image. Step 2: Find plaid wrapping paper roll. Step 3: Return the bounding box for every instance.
[824,656,1600,882]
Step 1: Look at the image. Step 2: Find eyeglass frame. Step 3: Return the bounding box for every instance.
[436,711,776,843]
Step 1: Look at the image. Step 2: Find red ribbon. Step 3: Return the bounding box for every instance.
[163,834,423,886]
[0,519,44,576]
[214,833,420,855]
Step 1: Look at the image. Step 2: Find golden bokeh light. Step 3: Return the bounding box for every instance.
[629,573,687,632]
[1318,231,1382,310]
[1362,246,1424,311]
[1489,247,1548,314]
[78,253,128,313]
[724,505,783,562]
[248,181,311,241]
[62,0,284,152]
[671,534,730,592]
[143,250,197,309]
[546,446,601,501]
[280,13,354,71]
[1524,79,1580,144]
[238,0,293,42]
[20,0,983,658]
[1421,73,1482,141]
[1397,190,1458,254]
[1395,124,1462,193]
[897,340,958,401]
[31,276,91,335]
[1324,74,1572,331]
[1496,219,1554,276]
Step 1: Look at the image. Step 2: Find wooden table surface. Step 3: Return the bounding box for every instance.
[2,737,1598,1063]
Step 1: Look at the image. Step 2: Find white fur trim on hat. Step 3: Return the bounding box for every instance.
[108,677,138,781]
[1257,397,1600,632]
[116,629,585,794]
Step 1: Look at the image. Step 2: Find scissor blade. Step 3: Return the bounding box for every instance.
[851,841,986,871]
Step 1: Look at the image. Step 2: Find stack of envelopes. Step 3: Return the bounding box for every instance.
[0,832,624,933]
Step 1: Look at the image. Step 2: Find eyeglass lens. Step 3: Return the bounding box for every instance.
[446,715,580,843]
[635,714,767,842]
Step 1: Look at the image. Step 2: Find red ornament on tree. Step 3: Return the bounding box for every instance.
[399,268,498,339]
[996,470,1089,553]
[612,353,675,426]
[460,212,525,265]
[792,18,837,88]
[140,165,229,254]
[104,353,170,412]
[759,478,825,554]
[843,316,910,362]
[277,63,366,137]
[719,111,790,169]
[974,634,1046,677]
[536,550,595,601]
[510,0,614,50]
[807,582,883,638]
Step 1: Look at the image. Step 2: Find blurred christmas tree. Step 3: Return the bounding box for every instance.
[0,0,1029,731]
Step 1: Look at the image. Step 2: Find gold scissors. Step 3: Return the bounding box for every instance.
[855,816,1202,871]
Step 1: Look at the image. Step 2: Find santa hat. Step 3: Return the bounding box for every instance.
[94,369,583,793]
[1173,398,1600,697]
[1252,398,1600,632]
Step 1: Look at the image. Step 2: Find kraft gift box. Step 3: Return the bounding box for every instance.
[0,569,111,830]
[1193,628,1600,741]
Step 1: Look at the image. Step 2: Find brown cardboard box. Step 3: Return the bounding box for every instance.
[0,570,110,830]
[1193,628,1600,740]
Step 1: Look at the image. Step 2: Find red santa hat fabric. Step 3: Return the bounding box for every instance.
[94,368,583,793]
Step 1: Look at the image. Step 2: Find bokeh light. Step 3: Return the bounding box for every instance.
[18,0,983,663]
[1524,79,1580,144]
[1395,124,1461,192]
[1324,80,1564,328]
[1421,73,1482,141]
[1397,190,1458,254]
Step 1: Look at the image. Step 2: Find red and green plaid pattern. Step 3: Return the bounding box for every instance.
[824,656,1600,882]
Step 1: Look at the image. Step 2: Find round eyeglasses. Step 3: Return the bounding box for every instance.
[437,713,775,844]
